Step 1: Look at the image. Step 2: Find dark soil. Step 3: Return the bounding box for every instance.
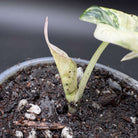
[0,63,137,138]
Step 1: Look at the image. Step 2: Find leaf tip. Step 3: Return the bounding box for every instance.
[121,54,130,62]
[121,51,138,62]
[44,17,48,32]
[120,58,125,62]
[44,16,49,44]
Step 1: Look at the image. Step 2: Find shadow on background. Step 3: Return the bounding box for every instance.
[0,0,138,80]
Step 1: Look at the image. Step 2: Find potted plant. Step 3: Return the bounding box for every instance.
[0,6,137,137]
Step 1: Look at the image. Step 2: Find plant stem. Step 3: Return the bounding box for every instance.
[74,42,109,103]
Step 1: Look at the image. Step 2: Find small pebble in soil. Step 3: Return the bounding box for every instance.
[17,99,28,111]
[92,101,101,109]
[43,130,52,138]
[46,80,55,87]
[107,78,121,91]
[27,104,41,115]
[15,130,23,138]
[98,90,117,106]
[25,112,36,120]
[27,129,37,138]
[77,67,83,84]
[61,127,73,138]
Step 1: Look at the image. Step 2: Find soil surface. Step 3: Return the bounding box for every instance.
[0,63,137,138]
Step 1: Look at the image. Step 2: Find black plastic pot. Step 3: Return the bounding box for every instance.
[0,57,138,90]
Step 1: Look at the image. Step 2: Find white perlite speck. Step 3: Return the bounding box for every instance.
[43,130,52,138]
[130,117,136,124]
[102,90,111,94]
[99,114,103,118]
[27,104,41,115]
[77,67,83,84]
[92,101,101,109]
[46,80,55,87]
[96,89,100,94]
[61,127,73,138]
[27,129,37,138]
[17,99,28,111]
[15,130,23,138]
[55,74,60,80]
[25,112,36,120]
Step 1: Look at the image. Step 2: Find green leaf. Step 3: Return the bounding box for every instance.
[121,51,138,61]
[44,17,78,103]
[80,6,138,53]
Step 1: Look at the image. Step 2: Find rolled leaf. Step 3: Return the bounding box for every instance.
[121,51,138,61]
[80,6,138,53]
[44,17,78,102]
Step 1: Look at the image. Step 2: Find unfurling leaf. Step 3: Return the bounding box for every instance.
[121,51,138,61]
[80,6,138,53]
[44,17,77,102]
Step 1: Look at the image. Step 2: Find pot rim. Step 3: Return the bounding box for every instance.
[0,57,138,90]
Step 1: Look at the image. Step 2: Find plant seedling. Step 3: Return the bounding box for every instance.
[44,6,138,113]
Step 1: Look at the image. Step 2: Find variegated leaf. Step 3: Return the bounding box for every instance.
[44,17,77,102]
[80,6,138,53]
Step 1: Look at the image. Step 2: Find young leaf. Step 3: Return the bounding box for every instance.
[80,6,138,53]
[44,17,78,102]
[121,51,138,61]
